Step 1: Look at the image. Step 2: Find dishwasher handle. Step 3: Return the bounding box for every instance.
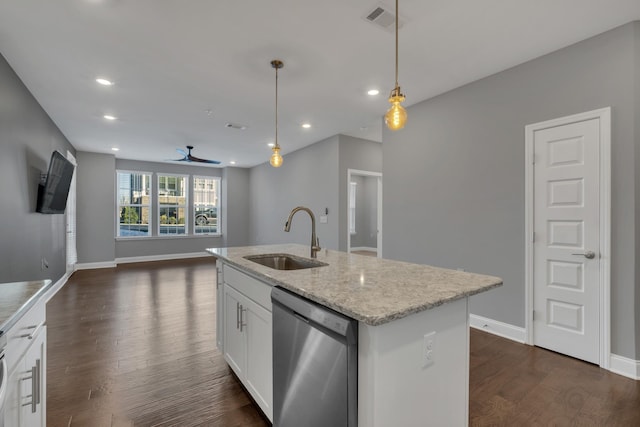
[271,286,357,342]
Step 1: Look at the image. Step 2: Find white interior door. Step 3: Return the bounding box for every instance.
[65,151,77,275]
[532,118,601,364]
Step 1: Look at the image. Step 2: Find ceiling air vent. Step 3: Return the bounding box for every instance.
[363,4,405,32]
[225,122,248,130]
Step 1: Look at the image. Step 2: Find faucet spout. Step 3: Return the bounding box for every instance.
[284,206,321,258]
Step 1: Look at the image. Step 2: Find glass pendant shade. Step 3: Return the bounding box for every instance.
[270,146,283,168]
[385,93,407,131]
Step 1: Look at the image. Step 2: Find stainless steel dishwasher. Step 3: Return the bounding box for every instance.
[271,286,358,427]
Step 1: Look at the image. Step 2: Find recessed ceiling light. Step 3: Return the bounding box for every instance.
[230,161,236,165]
[111,147,120,151]
[302,123,311,129]
[367,89,380,96]
[96,78,113,86]
[268,143,275,148]
[103,115,117,120]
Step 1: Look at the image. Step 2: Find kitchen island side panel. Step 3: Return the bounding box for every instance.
[358,297,469,427]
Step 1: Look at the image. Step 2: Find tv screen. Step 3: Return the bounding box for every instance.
[36,151,75,214]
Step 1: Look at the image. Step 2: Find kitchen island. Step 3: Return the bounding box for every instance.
[1,280,51,427]
[207,244,502,426]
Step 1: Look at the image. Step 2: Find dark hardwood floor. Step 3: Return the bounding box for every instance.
[46,258,640,426]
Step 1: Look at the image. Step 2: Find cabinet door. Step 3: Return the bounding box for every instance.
[216,261,224,351]
[223,285,246,378]
[244,299,273,421]
[4,360,22,427]
[20,328,46,427]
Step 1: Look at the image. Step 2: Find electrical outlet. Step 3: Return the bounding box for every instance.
[423,331,436,368]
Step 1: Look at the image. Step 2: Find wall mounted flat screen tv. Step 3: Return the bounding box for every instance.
[36,151,75,214]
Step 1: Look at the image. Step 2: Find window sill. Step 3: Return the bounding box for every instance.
[116,234,223,241]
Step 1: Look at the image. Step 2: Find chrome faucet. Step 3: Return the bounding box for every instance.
[284,206,321,258]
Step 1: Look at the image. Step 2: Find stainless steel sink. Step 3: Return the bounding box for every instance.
[244,253,328,270]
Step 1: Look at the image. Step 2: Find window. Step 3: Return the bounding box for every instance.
[117,171,151,237]
[193,176,220,235]
[349,181,357,235]
[158,174,187,235]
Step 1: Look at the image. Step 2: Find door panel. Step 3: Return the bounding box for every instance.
[244,299,273,420]
[223,285,245,377]
[533,118,600,364]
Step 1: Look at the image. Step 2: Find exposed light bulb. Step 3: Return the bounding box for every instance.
[270,146,283,168]
[385,92,407,131]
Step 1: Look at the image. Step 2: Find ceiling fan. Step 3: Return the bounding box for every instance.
[172,145,220,165]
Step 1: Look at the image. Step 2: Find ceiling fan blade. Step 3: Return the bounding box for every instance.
[187,154,221,164]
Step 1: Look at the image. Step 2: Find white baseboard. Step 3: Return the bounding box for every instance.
[75,261,117,270]
[115,251,210,264]
[610,354,640,380]
[75,252,210,271]
[470,314,639,381]
[469,314,527,343]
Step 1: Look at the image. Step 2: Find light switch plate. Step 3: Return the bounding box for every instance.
[320,215,328,224]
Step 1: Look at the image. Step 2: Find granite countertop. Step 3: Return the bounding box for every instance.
[0,280,52,340]
[206,244,502,326]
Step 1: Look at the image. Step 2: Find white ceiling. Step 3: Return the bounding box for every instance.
[1,1,639,168]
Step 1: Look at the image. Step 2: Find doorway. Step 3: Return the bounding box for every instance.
[66,151,77,276]
[347,169,382,257]
[525,108,610,367]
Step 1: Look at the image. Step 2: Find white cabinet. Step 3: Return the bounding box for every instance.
[4,300,47,427]
[219,264,273,422]
[223,285,247,378]
[215,260,224,351]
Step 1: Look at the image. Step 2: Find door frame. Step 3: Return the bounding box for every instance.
[524,107,611,368]
[65,150,77,276]
[347,169,382,257]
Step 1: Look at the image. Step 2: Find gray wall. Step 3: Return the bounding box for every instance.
[76,152,116,263]
[76,156,249,263]
[635,22,640,358]
[247,135,382,251]
[383,22,639,359]
[249,136,340,249]
[114,159,227,259]
[351,175,378,249]
[222,167,251,247]
[0,53,75,284]
[338,135,382,250]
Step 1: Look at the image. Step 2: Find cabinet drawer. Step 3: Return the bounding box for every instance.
[223,265,272,311]
[5,300,45,373]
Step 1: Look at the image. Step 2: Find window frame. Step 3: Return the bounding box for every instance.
[115,170,153,238]
[157,173,189,237]
[193,175,222,236]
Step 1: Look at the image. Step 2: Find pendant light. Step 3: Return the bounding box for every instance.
[270,59,284,168]
[384,0,407,131]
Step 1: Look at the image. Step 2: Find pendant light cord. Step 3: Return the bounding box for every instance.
[275,65,279,148]
[395,0,399,90]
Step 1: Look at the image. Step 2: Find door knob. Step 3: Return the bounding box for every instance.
[572,250,596,259]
